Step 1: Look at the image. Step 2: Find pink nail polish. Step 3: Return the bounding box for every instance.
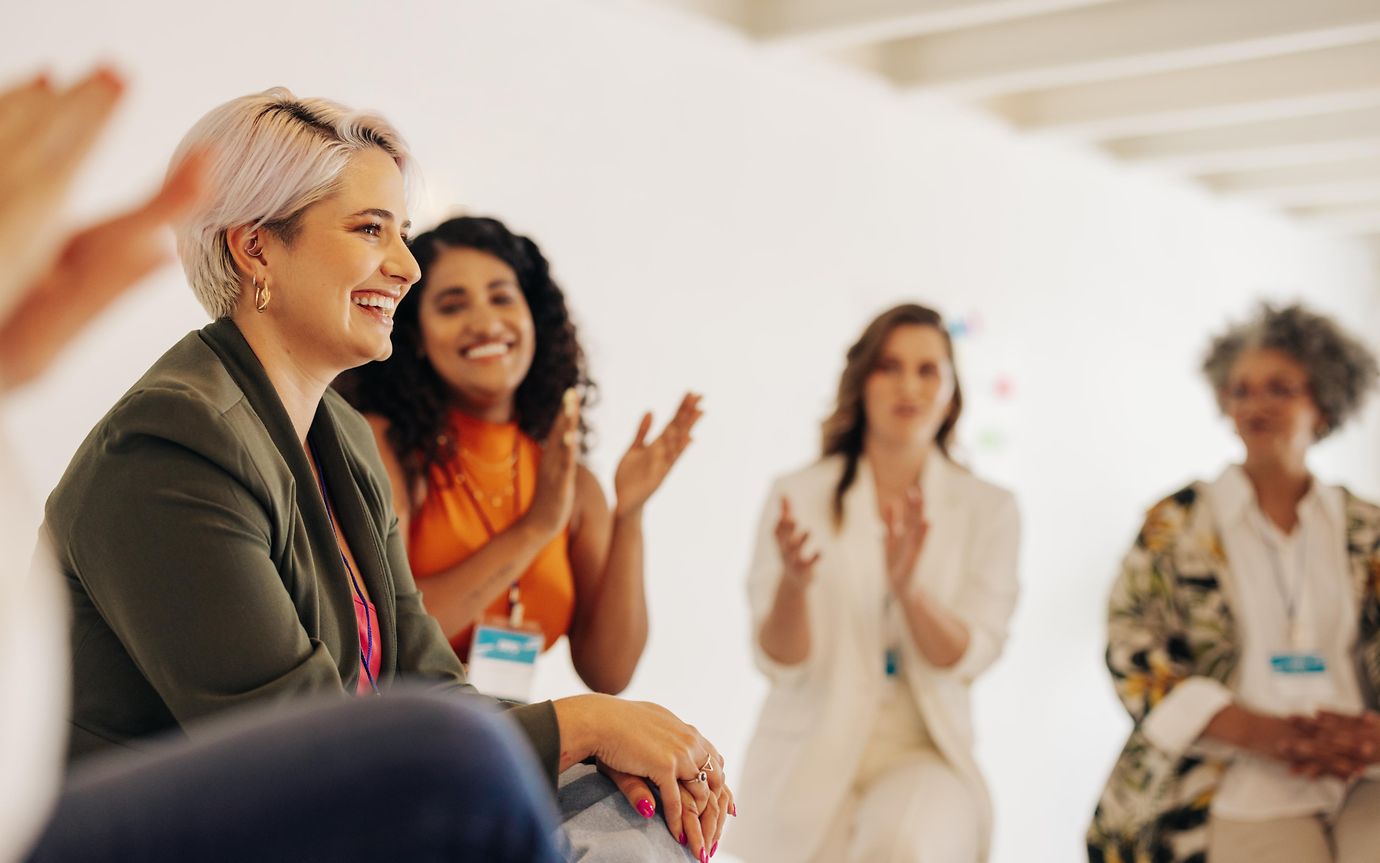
[700,850,709,863]
[635,798,655,819]
[711,841,719,857]
[679,832,687,846]
[730,803,737,816]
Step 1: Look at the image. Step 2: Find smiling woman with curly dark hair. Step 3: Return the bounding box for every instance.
[342,217,596,492]
[338,215,702,700]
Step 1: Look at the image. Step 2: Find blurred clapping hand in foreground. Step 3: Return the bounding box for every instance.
[0,67,206,392]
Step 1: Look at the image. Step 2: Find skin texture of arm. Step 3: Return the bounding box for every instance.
[566,466,648,694]
[755,496,816,667]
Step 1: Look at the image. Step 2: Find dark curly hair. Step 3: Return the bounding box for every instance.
[1202,301,1378,439]
[820,303,963,528]
[337,216,596,495]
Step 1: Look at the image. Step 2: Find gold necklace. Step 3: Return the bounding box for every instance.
[454,437,520,522]
[458,447,519,475]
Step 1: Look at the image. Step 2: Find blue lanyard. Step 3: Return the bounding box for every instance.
[309,444,380,696]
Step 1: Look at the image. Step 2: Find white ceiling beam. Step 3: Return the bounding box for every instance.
[1103,106,1380,172]
[1291,200,1380,218]
[988,40,1380,138]
[645,0,753,29]
[1291,202,1380,235]
[1255,182,1380,208]
[1201,155,1380,191]
[881,0,1380,97]
[747,0,1120,52]
[1199,156,1380,207]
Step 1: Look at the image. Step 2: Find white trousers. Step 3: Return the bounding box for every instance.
[1208,779,1380,863]
[809,684,978,863]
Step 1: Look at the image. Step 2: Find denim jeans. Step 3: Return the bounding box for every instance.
[27,691,565,863]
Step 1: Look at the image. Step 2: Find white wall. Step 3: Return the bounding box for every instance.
[5,1,1380,859]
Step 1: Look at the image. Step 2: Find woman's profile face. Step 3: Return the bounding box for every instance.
[255,147,419,371]
[416,246,537,419]
[862,323,956,450]
[1224,347,1322,461]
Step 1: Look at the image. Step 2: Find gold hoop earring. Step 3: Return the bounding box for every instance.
[254,277,271,313]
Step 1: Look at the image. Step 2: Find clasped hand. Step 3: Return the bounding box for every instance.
[590,699,734,861]
[1272,711,1380,781]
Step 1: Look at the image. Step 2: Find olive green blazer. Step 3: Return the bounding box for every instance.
[45,319,559,783]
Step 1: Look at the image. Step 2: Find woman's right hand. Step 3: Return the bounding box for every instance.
[522,388,581,540]
[602,764,734,862]
[1206,704,1365,779]
[556,695,731,859]
[774,497,819,589]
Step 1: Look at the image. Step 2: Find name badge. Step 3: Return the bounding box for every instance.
[1270,651,1333,702]
[467,622,543,704]
[884,647,900,678]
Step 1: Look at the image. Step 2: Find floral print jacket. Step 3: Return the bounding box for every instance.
[1087,482,1380,863]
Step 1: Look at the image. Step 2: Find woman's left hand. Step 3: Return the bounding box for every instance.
[613,392,703,517]
[883,487,928,594]
[599,756,734,862]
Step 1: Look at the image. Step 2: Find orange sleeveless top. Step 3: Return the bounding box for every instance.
[407,411,575,658]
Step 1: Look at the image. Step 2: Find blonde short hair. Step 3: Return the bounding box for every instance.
[171,87,412,319]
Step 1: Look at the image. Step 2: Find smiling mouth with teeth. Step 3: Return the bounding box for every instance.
[463,342,512,360]
[352,293,397,318]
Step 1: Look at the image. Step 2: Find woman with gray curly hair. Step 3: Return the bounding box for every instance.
[1088,303,1380,863]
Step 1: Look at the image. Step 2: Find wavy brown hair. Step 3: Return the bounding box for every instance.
[821,303,962,527]
[337,216,595,496]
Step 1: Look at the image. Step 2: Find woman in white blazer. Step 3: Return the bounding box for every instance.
[727,303,1020,863]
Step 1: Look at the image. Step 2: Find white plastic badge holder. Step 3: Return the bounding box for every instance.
[1270,651,1334,702]
[467,624,542,703]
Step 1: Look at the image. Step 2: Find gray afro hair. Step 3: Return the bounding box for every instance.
[1202,302,1379,438]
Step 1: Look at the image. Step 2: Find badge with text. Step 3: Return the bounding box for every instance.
[1269,651,1334,702]
[467,622,543,703]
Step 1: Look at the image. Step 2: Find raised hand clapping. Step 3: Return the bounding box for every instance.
[613,391,703,517]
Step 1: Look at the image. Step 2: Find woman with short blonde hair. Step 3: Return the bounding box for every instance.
[44,87,731,861]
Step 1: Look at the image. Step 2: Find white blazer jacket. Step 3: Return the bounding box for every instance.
[726,454,1020,863]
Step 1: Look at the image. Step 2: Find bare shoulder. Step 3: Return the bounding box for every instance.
[360,412,405,463]
[362,411,391,439]
[357,412,426,510]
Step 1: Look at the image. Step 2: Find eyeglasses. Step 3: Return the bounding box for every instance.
[1224,381,1309,404]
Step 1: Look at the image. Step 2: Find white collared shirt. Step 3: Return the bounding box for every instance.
[1142,465,1363,820]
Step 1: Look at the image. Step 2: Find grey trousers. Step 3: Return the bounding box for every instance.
[559,763,696,862]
